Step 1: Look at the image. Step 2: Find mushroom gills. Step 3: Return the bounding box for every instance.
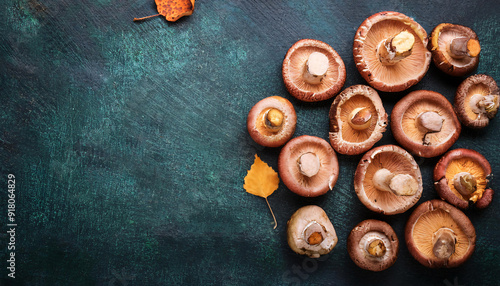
[449,37,481,59]
[432,228,457,260]
[303,52,329,85]
[378,30,415,65]
[298,152,321,177]
[372,168,418,196]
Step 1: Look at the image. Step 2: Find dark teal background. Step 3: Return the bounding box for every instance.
[1,0,499,285]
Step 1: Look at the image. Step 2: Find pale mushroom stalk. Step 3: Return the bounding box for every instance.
[373,168,418,196]
[432,228,457,259]
[367,239,387,257]
[348,107,373,130]
[298,152,320,177]
[303,52,329,85]
[469,93,499,119]
[453,172,477,196]
[264,108,284,131]
[449,37,481,59]
[358,231,391,259]
[378,31,415,65]
[303,221,325,245]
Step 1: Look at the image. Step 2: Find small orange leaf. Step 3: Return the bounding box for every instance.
[134,0,195,22]
[244,154,280,229]
[244,154,279,198]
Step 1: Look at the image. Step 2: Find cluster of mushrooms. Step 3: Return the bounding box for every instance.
[246,11,498,271]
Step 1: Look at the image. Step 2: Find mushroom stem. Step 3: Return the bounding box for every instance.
[298,152,320,177]
[378,30,415,65]
[373,169,418,196]
[348,107,373,130]
[470,94,499,117]
[432,228,456,260]
[264,108,284,131]
[367,239,387,257]
[453,172,477,196]
[303,52,329,84]
[303,221,325,245]
[449,37,481,59]
[416,111,444,133]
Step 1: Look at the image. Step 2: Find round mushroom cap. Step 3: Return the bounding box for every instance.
[287,205,338,258]
[454,74,499,128]
[405,200,476,268]
[391,90,461,158]
[278,135,339,197]
[329,85,388,155]
[247,96,297,147]
[347,219,399,271]
[429,23,480,77]
[353,11,431,92]
[282,39,346,102]
[354,145,422,215]
[434,148,493,209]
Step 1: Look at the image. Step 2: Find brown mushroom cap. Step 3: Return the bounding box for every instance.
[434,148,493,209]
[429,23,480,77]
[353,11,431,92]
[347,219,399,271]
[247,96,297,147]
[454,74,499,128]
[405,200,476,268]
[354,145,422,215]
[278,135,339,197]
[391,90,461,158]
[287,205,338,258]
[329,85,388,155]
[282,39,346,102]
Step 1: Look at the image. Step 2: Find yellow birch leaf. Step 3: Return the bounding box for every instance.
[244,154,280,229]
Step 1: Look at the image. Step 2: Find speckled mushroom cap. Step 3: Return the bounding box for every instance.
[287,205,338,258]
[247,96,297,147]
[391,90,461,158]
[434,148,493,209]
[278,135,339,197]
[347,219,399,271]
[454,74,499,128]
[353,11,431,92]
[329,85,388,155]
[354,145,422,215]
[405,200,476,268]
[429,23,480,77]
[282,39,346,102]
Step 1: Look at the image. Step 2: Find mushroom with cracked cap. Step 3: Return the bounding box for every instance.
[454,74,499,128]
[247,96,297,147]
[405,200,476,268]
[287,205,338,258]
[329,85,388,155]
[282,39,346,102]
[429,23,481,77]
[391,90,461,158]
[353,11,431,92]
[354,145,422,215]
[278,135,339,197]
[347,219,399,271]
[434,148,494,209]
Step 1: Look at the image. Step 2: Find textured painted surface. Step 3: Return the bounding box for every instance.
[0,0,499,285]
